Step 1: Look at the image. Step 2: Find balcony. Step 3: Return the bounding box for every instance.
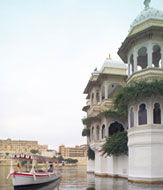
[127,67,163,84]
[87,103,101,117]
[89,139,106,152]
[87,99,114,117]
[100,98,114,111]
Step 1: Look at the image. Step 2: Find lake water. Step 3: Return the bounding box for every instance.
[1,165,163,190]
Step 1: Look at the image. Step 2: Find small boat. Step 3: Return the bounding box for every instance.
[7,153,61,187]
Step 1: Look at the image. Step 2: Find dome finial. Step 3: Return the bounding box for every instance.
[144,0,151,9]
[106,53,111,60]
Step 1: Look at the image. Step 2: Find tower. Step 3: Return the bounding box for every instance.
[118,0,163,183]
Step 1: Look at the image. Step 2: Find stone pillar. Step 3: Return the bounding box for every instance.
[128,106,130,129]
[147,43,153,68]
[104,123,107,138]
[133,49,138,72]
[128,56,131,77]
[99,91,102,103]
[95,90,97,104]
[147,99,153,125]
[104,83,108,100]
[90,92,93,106]
[93,90,96,105]
[99,126,102,140]
[161,47,163,68]
[161,103,163,125]
[134,104,138,127]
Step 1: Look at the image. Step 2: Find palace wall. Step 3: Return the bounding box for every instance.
[87,150,128,179]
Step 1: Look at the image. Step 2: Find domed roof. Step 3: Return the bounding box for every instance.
[129,1,163,33]
[100,57,127,72]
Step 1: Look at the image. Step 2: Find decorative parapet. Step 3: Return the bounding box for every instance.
[82,109,126,127]
[90,141,105,152]
[128,125,163,147]
[82,116,101,126]
[127,68,163,84]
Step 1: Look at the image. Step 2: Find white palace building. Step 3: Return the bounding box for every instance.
[82,0,163,184]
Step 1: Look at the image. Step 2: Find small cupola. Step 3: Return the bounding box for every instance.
[118,0,163,79]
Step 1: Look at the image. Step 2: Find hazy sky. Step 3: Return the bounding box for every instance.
[1,0,163,151]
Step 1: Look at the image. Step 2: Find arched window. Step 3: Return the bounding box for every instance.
[130,107,134,128]
[96,126,100,140]
[153,103,161,124]
[153,45,161,68]
[101,125,105,139]
[91,93,94,105]
[137,47,147,70]
[96,91,100,103]
[138,103,147,125]
[101,86,105,100]
[109,122,124,137]
[130,54,134,74]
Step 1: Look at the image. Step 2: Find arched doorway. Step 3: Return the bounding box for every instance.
[109,122,124,137]
[101,125,105,139]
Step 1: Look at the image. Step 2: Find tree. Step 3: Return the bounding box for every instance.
[82,128,90,137]
[102,131,128,157]
[30,149,39,154]
[87,147,95,160]
[57,156,64,163]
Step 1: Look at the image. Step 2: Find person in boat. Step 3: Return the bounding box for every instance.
[48,164,53,172]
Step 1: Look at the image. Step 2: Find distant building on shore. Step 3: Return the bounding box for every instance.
[0,138,48,159]
[41,149,57,158]
[59,145,87,165]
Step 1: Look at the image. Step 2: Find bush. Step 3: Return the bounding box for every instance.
[102,131,128,157]
[64,158,78,163]
[30,149,39,154]
[57,156,64,163]
[114,80,163,118]
[104,109,125,119]
[82,128,90,137]
[87,147,95,160]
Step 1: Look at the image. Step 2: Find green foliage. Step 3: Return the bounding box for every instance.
[114,80,163,118]
[57,156,64,162]
[21,160,27,166]
[82,128,90,137]
[64,158,78,163]
[82,117,95,126]
[30,149,39,154]
[102,131,128,157]
[87,147,95,160]
[104,109,125,119]
[82,117,89,125]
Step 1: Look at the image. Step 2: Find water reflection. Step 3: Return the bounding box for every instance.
[0,166,13,190]
[87,173,163,190]
[59,166,87,189]
[86,174,95,190]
